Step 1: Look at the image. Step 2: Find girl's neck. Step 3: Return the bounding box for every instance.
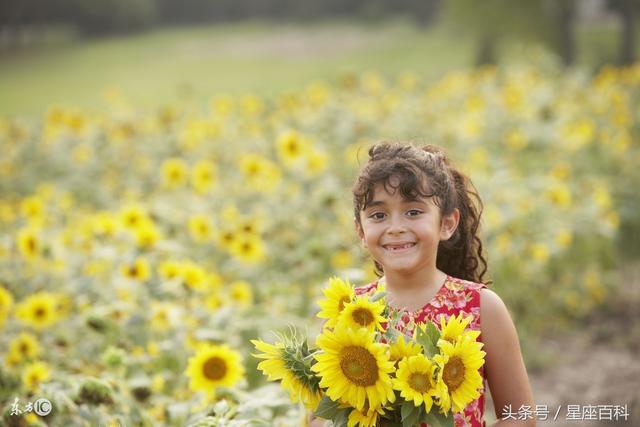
[382,268,445,293]
[381,269,447,312]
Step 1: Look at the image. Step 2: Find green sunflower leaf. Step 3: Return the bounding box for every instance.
[401,401,417,421]
[422,409,454,427]
[333,408,351,427]
[415,322,439,358]
[314,395,340,419]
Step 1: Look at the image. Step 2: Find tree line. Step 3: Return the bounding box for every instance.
[0,0,636,66]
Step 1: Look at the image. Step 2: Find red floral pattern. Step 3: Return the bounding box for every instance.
[355,274,487,427]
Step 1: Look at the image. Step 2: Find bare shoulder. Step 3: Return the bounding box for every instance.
[479,287,519,349]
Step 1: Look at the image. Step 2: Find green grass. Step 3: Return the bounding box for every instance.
[0,19,636,117]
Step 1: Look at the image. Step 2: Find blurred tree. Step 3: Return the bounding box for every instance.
[607,0,637,65]
[442,0,580,66]
[69,0,158,35]
[442,0,550,65]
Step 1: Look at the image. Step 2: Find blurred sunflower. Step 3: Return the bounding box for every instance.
[134,221,161,248]
[317,277,354,329]
[433,336,485,414]
[17,227,41,259]
[229,280,253,308]
[119,204,149,229]
[230,235,265,264]
[186,344,244,394]
[251,338,321,410]
[161,158,188,188]
[188,214,214,242]
[191,160,216,194]
[9,332,41,359]
[0,285,14,327]
[22,361,51,392]
[120,257,151,282]
[276,130,309,165]
[16,292,59,329]
[312,326,395,412]
[180,261,207,291]
[158,260,181,281]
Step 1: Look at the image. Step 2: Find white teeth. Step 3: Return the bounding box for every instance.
[386,243,415,251]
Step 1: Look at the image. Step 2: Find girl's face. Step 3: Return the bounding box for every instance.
[356,180,459,278]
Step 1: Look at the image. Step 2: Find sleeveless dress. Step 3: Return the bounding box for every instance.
[354,274,487,427]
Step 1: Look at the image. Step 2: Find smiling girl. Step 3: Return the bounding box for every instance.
[310,142,535,426]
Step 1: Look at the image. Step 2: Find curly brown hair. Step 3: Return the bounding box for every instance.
[352,142,490,285]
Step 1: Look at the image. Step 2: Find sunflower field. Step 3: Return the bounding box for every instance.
[1,51,639,426]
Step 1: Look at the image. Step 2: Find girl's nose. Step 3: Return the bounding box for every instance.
[386,214,407,234]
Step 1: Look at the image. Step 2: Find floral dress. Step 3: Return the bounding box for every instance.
[355,274,487,427]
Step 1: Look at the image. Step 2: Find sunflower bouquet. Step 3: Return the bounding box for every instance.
[251,277,485,427]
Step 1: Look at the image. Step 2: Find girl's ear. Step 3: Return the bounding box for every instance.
[440,208,460,240]
[354,217,367,247]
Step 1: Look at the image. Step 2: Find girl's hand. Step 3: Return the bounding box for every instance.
[306,411,327,427]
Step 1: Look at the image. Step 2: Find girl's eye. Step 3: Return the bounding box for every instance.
[407,209,423,217]
[370,212,386,220]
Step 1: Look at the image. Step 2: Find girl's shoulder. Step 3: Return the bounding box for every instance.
[443,274,488,293]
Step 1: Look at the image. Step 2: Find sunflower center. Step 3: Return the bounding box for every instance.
[409,372,431,393]
[19,343,30,354]
[351,308,374,327]
[34,307,46,319]
[202,356,227,381]
[338,296,350,311]
[443,356,465,392]
[340,346,379,386]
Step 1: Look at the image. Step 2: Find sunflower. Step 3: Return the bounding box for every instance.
[119,204,149,229]
[393,354,437,410]
[9,332,41,359]
[161,158,188,188]
[191,160,217,194]
[338,296,386,333]
[230,280,253,308]
[22,361,51,392]
[17,227,41,259]
[0,285,14,328]
[389,333,422,363]
[188,214,214,242]
[16,292,59,329]
[230,235,265,264]
[251,338,322,410]
[317,277,354,329]
[312,326,395,412]
[186,344,244,394]
[347,405,386,427]
[438,313,479,344]
[433,335,485,414]
[120,257,151,282]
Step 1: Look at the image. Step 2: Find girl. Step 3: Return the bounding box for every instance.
[310,142,535,427]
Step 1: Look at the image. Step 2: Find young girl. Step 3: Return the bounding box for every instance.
[310,142,535,427]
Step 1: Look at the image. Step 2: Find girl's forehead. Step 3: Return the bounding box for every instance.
[368,182,434,204]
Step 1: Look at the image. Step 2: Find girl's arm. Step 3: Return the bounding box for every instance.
[480,289,536,427]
